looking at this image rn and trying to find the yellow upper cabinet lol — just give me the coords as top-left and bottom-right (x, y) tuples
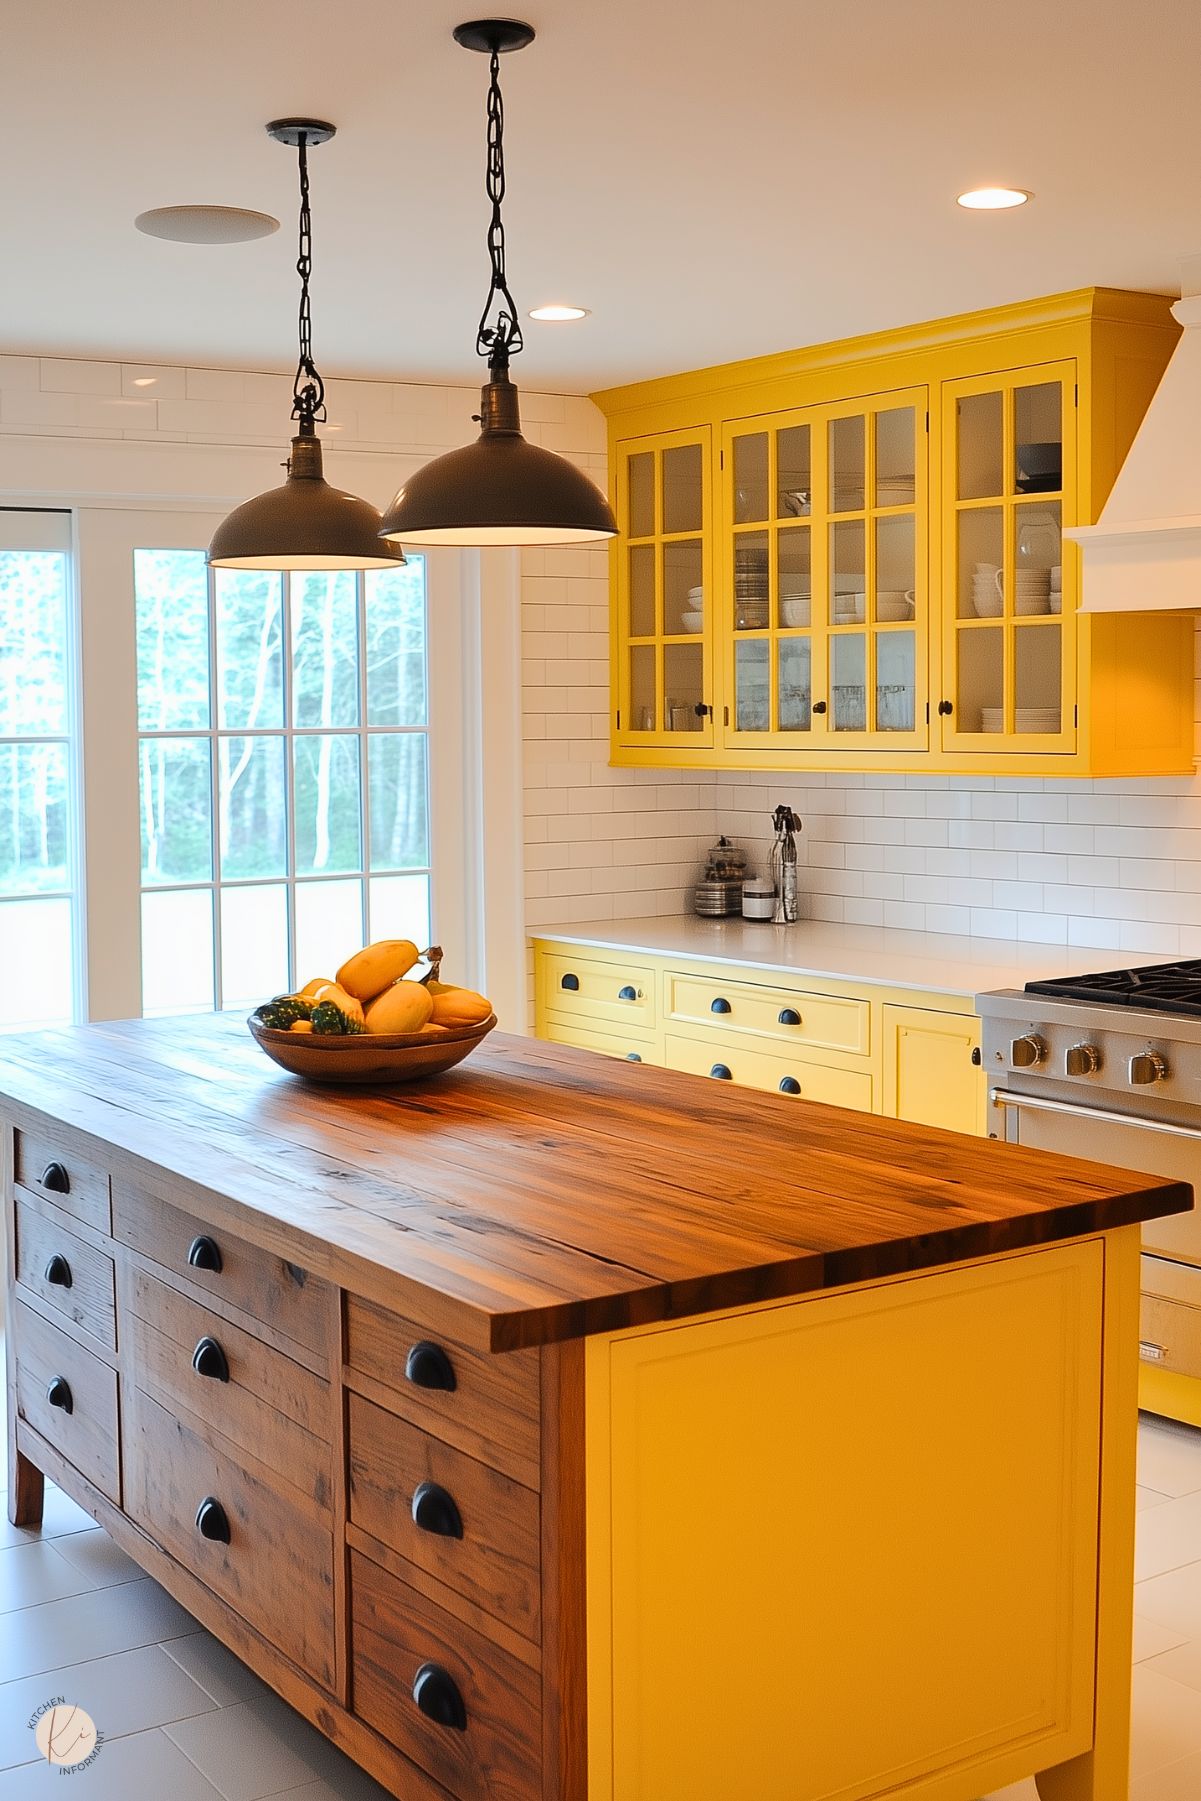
(598, 289), (1194, 777)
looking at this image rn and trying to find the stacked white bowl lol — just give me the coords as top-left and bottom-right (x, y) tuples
(972, 563), (1003, 618)
(681, 585), (704, 633)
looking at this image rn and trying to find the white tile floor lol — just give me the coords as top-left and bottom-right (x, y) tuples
(1, 1416), (1199, 1798)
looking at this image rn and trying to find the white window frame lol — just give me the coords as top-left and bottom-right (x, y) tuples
(67, 505), (473, 1022)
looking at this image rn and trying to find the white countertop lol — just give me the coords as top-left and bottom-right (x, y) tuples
(530, 916), (1163, 1000)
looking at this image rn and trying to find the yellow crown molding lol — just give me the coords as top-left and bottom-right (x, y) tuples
(591, 288), (1178, 418)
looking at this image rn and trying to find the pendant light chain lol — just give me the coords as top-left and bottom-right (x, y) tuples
(292, 132), (326, 429)
(475, 47), (524, 370)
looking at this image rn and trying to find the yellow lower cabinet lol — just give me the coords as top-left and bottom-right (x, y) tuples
(586, 1240), (1106, 1801)
(665, 971), (869, 1056)
(536, 948), (656, 1030)
(883, 1002), (985, 1136)
(664, 1032), (873, 1113)
(539, 1017), (661, 1066)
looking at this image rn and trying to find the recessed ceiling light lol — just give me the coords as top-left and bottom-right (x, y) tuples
(956, 187), (1032, 211)
(135, 205), (280, 244)
(529, 303), (590, 321)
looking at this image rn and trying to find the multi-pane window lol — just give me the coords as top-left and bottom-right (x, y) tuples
(0, 512), (75, 1030)
(134, 551), (430, 1013)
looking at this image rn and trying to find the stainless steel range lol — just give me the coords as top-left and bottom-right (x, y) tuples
(978, 961), (1201, 1397)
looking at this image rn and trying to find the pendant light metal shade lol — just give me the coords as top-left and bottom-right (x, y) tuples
(209, 433), (406, 569)
(208, 119), (403, 572)
(382, 21), (617, 550)
(379, 373), (615, 546)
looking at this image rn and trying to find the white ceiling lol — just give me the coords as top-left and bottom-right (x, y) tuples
(5, 0), (1201, 393)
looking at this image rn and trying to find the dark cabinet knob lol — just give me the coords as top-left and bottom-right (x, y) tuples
(187, 1235), (223, 1274)
(710, 1063), (732, 1080)
(937, 699), (954, 717)
(560, 972), (579, 991)
(625, 1052), (642, 1062)
(618, 985), (637, 1001)
(412, 1481), (464, 1539)
(778, 1076), (802, 1095)
(812, 700), (828, 714)
(40, 1161), (70, 1194)
(46, 1376), (73, 1414)
(777, 1008), (801, 1026)
(191, 1336), (230, 1383)
(405, 1340), (457, 1392)
(412, 1663), (467, 1732)
(710, 997), (731, 1015)
(44, 1254), (72, 1289)
(195, 1497), (231, 1544)
(971, 1046), (982, 1066)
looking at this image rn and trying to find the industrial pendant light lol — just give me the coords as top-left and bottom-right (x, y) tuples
(209, 120), (404, 571)
(378, 21), (617, 547)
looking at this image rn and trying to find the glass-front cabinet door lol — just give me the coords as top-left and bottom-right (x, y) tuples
(721, 390), (927, 753)
(941, 363), (1075, 752)
(614, 427), (714, 748)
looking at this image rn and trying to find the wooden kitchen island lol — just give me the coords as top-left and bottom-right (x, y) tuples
(1, 1015), (1191, 1801)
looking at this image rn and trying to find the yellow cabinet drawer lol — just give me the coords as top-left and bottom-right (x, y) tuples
(539, 950), (656, 1028)
(665, 972), (869, 1056)
(540, 1019), (661, 1066)
(664, 1034), (873, 1112)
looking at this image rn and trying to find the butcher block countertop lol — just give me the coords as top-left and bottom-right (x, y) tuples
(0, 1012), (1189, 1353)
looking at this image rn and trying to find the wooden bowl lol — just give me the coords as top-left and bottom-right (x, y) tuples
(247, 1013), (497, 1085)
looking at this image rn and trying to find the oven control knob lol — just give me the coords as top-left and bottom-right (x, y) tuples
(1010, 1034), (1047, 1069)
(1129, 1051), (1169, 1086)
(1065, 1043), (1101, 1077)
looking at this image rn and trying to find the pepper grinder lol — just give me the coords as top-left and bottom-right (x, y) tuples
(770, 805), (801, 924)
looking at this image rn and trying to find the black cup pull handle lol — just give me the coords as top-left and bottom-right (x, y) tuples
(560, 972), (579, 991)
(778, 1007), (801, 1026)
(710, 1063), (732, 1080)
(46, 1376), (74, 1414)
(187, 1235), (223, 1274)
(40, 1161), (70, 1194)
(779, 1076), (802, 1095)
(195, 1497), (231, 1544)
(710, 997), (731, 1015)
(412, 1663), (467, 1732)
(192, 1336), (230, 1383)
(44, 1254), (73, 1289)
(618, 985), (637, 1001)
(405, 1341), (457, 1392)
(412, 1481), (464, 1539)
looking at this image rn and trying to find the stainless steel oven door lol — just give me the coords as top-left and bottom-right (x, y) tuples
(991, 1088), (1201, 1268)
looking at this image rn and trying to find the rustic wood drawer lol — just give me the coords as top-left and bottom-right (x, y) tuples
(351, 1548), (541, 1801)
(14, 1197), (117, 1350)
(14, 1126), (111, 1233)
(540, 1018), (661, 1066)
(345, 1295), (540, 1490)
(664, 1034), (874, 1113)
(114, 1184), (329, 1358)
(539, 949), (656, 1029)
(128, 1388), (335, 1688)
(348, 1393), (540, 1641)
(14, 1301), (120, 1502)
(127, 1266), (332, 1510)
(665, 972), (870, 1055)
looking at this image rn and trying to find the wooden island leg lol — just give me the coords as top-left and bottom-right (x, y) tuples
(8, 1446), (44, 1529)
(1036, 1227), (1142, 1801)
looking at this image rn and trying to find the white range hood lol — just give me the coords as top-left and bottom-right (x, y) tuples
(1070, 292), (1201, 613)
